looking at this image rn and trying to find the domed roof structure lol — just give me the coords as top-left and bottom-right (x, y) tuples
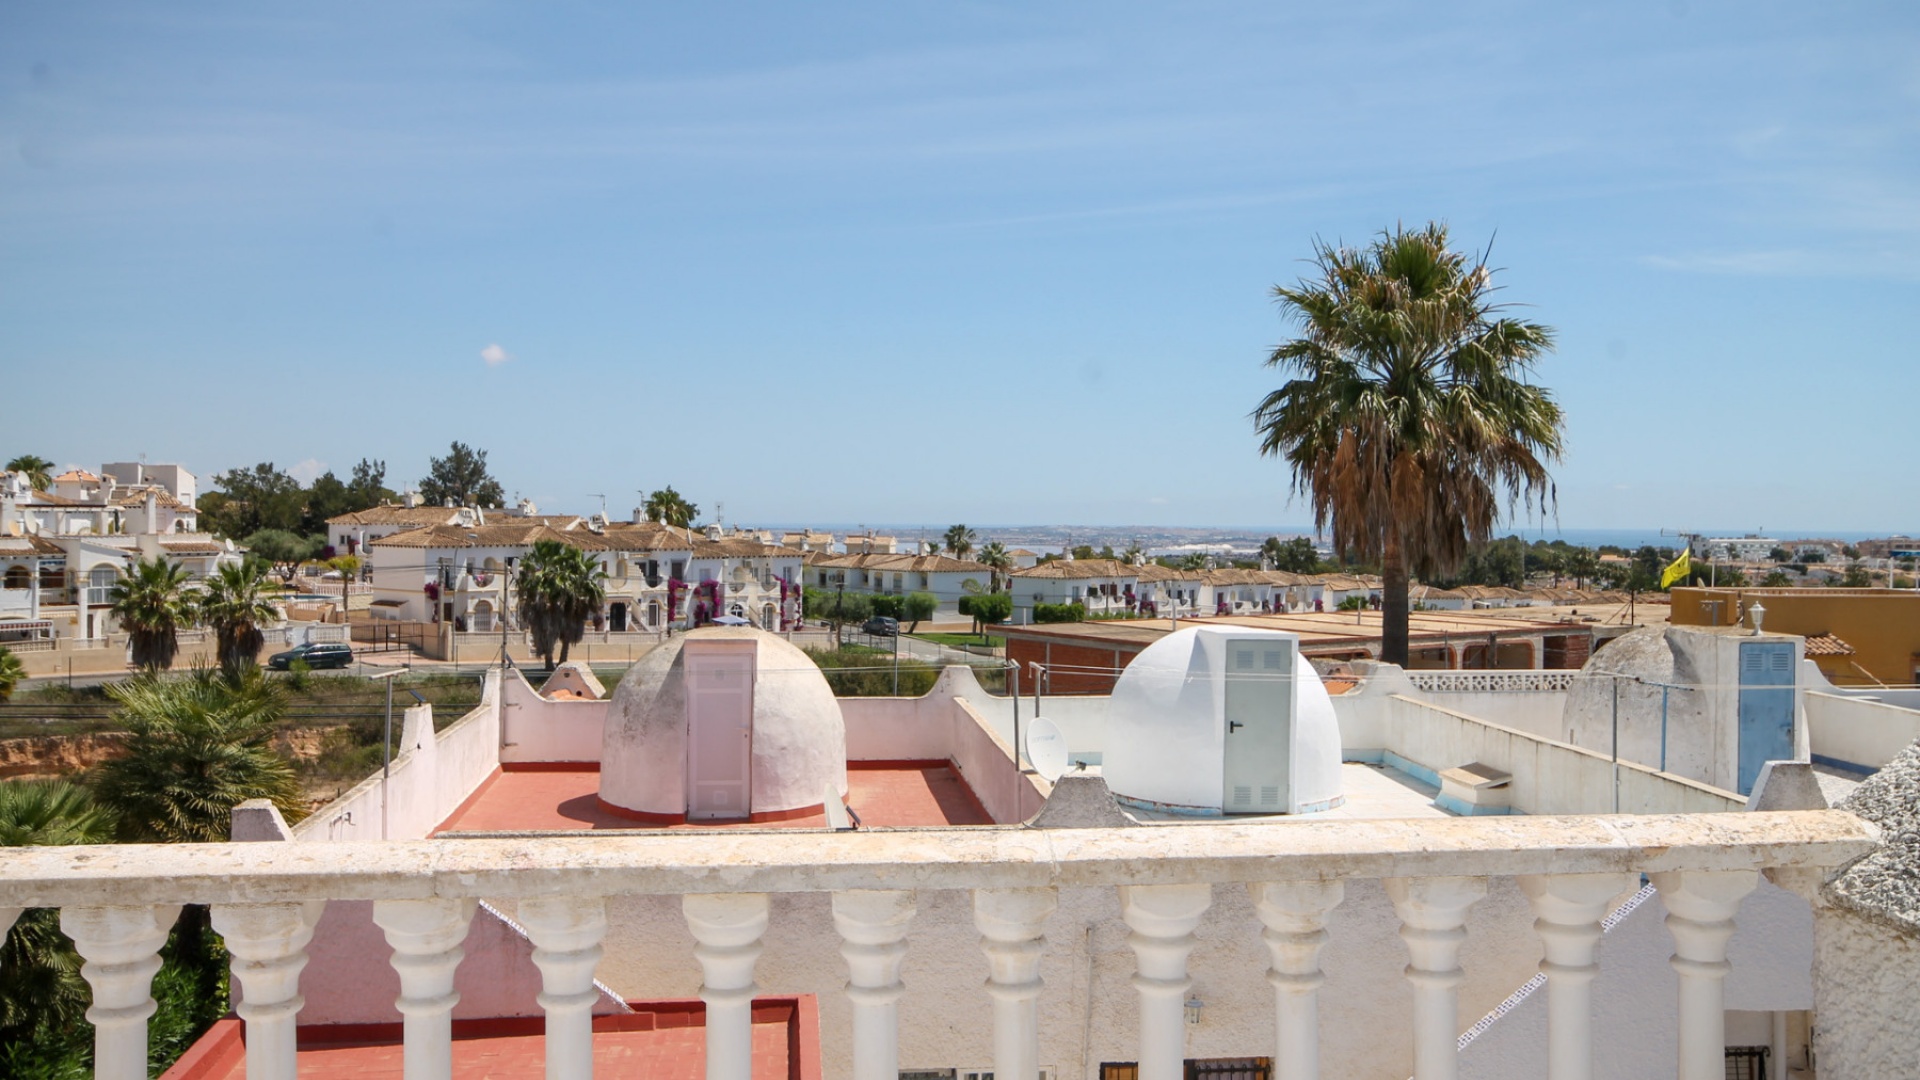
(599, 628), (847, 822)
(1102, 627), (1342, 815)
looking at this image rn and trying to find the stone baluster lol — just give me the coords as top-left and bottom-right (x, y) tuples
(1120, 884), (1213, 1080)
(973, 887), (1059, 1080)
(832, 890), (917, 1080)
(1250, 880), (1345, 1080)
(373, 897), (477, 1080)
(1518, 873), (1635, 1080)
(1651, 870), (1759, 1080)
(1385, 876), (1486, 1080)
(684, 893), (770, 1080)
(62, 904), (181, 1080)
(212, 901), (326, 1080)
(519, 895), (609, 1080)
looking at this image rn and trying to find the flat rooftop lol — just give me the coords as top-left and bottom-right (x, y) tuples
(1112, 762), (1453, 823)
(435, 762), (995, 833)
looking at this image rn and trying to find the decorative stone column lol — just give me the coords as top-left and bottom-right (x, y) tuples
(1518, 873), (1635, 1080)
(683, 893), (770, 1080)
(1385, 876), (1486, 1080)
(1250, 880), (1345, 1080)
(832, 890), (917, 1080)
(1120, 884), (1213, 1080)
(61, 904), (181, 1080)
(211, 901), (325, 1080)
(519, 895), (609, 1080)
(973, 887), (1059, 1080)
(1651, 869), (1759, 1080)
(372, 897), (477, 1080)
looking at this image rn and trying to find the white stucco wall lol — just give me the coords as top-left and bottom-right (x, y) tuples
(1460, 880), (1814, 1078)
(500, 667), (608, 763)
(1812, 907), (1920, 1079)
(293, 670), (501, 843)
(1805, 690), (1920, 775)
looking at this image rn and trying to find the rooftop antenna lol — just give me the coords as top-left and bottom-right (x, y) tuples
(587, 493), (607, 520)
(716, 501), (725, 529)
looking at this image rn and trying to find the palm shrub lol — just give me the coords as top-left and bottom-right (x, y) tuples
(1253, 222), (1562, 666)
(0, 781), (118, 1069)
(0, 646), (24, 703)
(92, 666), (307, 843)
(199, 558), (280, 674)
(107, 556), (198, 671)
(515, 540), (608, 670)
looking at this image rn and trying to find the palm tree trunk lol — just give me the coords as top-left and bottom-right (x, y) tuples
(1380, 532), (1411, 668)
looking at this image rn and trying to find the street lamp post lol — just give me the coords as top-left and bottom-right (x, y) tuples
(369, 668), (404, 840)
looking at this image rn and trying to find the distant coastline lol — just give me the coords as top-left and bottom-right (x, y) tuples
(751, 523), (1904, 551)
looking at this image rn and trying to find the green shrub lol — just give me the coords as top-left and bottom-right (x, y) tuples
(802, 647), (939, 697)
(869, 594), (904, 618)
(1034, 602), (1085, 623)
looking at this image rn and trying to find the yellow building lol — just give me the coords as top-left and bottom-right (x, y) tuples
(1670, 586), (1920, 686)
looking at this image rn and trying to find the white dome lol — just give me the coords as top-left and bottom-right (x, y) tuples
(1103, 627), (1342, 815)
(599, 628), (847, 821)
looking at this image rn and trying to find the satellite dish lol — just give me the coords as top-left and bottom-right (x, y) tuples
(1025, 716), (1069, 782)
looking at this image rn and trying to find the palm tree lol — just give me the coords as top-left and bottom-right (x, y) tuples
(199, 558), (280, 673)
(943, 524), (977, 560)
(5, 454), (54, 491)
(92, 666), (307, 843)
(976, 541), (1012, 592)
(108, 556), (198, 670)
(0, 647), (24, 703)
(1253, 223), (1562, 666)
(0, 781), (116, 1055)
(642, 486), (699, 528)
(515, 540), (609, 670)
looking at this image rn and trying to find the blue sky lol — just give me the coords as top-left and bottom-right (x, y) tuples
(2, 2), (1915, 535)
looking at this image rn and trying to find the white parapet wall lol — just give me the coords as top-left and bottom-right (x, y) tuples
(500, 666), (609, 763)
(294, 668), (503, 843)
(1805, 691), (1920, 776)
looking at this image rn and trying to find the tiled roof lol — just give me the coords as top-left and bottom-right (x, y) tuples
(111, 486), (187, 510)
(815, 553), (991, 574)
(1011, 559), (1137, 581)
(159, 539), (225, 555)
(597, 522), (697, 551)
(1803, 633), (1856, 657)
(0, 535), (64, 555)
(52, 470), (100, 483)
(369, 524), (620, 552)
(326, 505), (468, 528)
(1201, 568), (1274, 585)
(691, 536), (807, 559)
(1131, 563), (1198, 582)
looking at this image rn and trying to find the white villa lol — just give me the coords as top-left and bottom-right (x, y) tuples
(805, 551), (996, 616)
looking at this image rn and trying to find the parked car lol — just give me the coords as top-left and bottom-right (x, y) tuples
(863, 616), (899, 637)
(267, 642), (355, 671)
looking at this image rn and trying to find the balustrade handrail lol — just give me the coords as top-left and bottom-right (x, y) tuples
(0, 810), (1874, 909)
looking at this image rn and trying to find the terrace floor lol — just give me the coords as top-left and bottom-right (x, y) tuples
(434, 761), (996, 833)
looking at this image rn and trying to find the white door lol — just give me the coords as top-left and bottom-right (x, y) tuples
(686, 649), (753, 820)
(1223, 639), (1293, 813)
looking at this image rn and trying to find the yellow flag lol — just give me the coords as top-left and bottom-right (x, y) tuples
(1659, 547), (1691, 589)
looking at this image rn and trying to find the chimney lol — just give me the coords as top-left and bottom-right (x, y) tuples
(142, 490), (159, 535)
(403, 489), (421, 509)
(705, 524), (722, 542)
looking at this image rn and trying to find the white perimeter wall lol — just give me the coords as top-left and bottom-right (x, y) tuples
(293, 668), (503, 843)
(1806, 691), (1920, 776)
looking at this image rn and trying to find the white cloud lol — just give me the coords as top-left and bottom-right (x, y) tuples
(289, 458), (326, 485)
(480, 343), (512, 366)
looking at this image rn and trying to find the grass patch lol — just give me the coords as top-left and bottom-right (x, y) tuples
(908, 632), (1000, 649)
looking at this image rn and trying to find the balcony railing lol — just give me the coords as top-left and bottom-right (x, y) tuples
(0, 809), (1873, 1080)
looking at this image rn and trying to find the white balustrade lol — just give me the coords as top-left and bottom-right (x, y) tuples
(0, 812), (1877, 1080)
(1121, 883), (1213, 1080)
(974, 887), (1058, 1080)
(519, 895), (608, 1080)
(1251, 880), (1344, 1080)
(373, 897), (477, 1080)
(1406, 670), (1578, 693)
(1518, 873), (1636, 1080)
(1386, 876), (1487, 1080)
(1651, 869), (1761, 1080)
(211, 901), (325, 1080)
(62, 904), (181, 1080)
(684, 893), (769, 1080)
(832, 889), (917, 1080)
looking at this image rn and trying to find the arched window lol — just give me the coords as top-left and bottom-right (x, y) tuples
(89, 566), (119, 588)
(2, 566), (28, 590)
